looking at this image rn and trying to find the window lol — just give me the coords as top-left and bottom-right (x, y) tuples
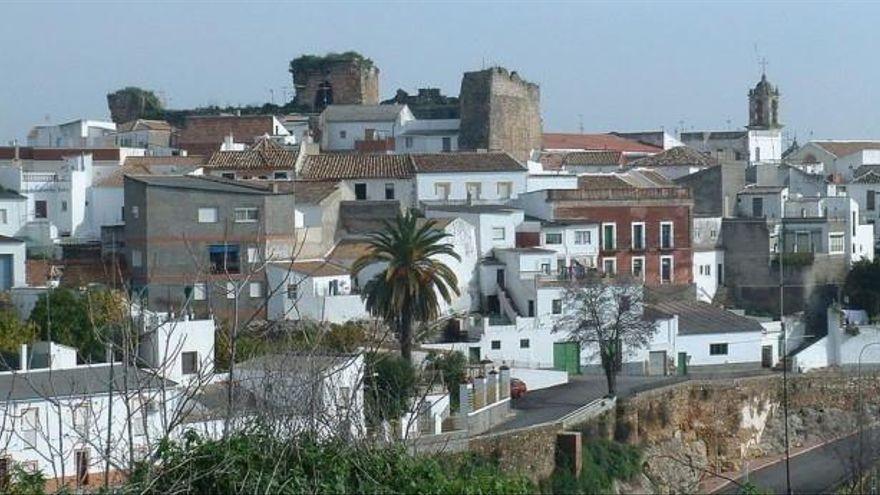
(829, 233), (845, 254)
(234, 207), (259, 223)
(434, 182), (451, 200)
(794, 231), (812, 253)
(61, 200), (67, 212)
(868, 191), (876, 211)
(520, 339), (530, 349)
(442, 137), (452, 152)
(755, 147), (761, 162)
(405, 136), (413, 148)
(552, 299), (562, 314)
(21, 408), (38, 446)
(273, 172), (289, 180)
(73, 404), (90, 433)
(247, 247), (259, 263)
(209, 244), (240, 274)
(384, 183), (395, 200)
(528, 300), (535, 317)
(226, 281), (236, 299)
(574, 230), (591, 245)
(354, 183), (367, 200)
(491, 340), (501, 350)
(130, 205), (139, 219)
(249, 282), (263, 298)
(130, 249), (143, 268)
(497, 182), (512, 200)
(339, 130), (347, 139)
(544, 232), (563, 245)
(631, 257), (645, 280)
(198, 207), (218, 223)
(660, 222), (674, 249)
(602, 223), (616, 250)
(660, 256), (673, 283)
(221, 172), (235, 180)
(492, 227), (506, 241)
(193, 283), (207, 301)
(181, 351), (198, 375)
(287, 284), (298, 300)
(705, 264), (711, 276)
(752, 197), (764, 218)
(602, 257), (617, 276)
(632, 222), (645, 250)
(34, 200), (47, 219)
(709, 343), (729, 356)
(466, 182), (481, 201)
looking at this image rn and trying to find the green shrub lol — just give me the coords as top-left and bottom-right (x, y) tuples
(128, 431), (532, 494)
(365, 353), (417, 423)
(548, 439), (642, 494)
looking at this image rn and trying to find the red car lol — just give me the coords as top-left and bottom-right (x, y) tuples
(510, 378), (527, 399)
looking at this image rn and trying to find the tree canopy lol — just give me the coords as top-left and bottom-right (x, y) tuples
(845, 259), (880, 318)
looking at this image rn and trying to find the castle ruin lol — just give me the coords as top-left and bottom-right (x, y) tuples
(458, 67), (542, 162)
(289, 52), (379, 112)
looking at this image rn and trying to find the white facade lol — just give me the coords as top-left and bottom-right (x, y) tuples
(693, 249), (723, 303)
(425, 206), (522, 257)
(27, 119), (116, 148)
(748, 129), (783, 163)
(538, 222), (600, 269)
(321, 106), (415, 151)
(0, 239), (27, 289)
(342, 178), (415, 207)
(395, 119), (459, 153)
(416, 171), (528, 204)
(266, 262), (365, 323)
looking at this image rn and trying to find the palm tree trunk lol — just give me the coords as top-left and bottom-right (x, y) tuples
(399, 311), (413, 363)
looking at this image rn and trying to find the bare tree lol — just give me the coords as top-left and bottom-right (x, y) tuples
(552, 276), (655, 395)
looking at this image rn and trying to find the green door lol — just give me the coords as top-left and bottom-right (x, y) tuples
(553, 342), (581, 374)
(677, 352), (688, 375)
(469, 347), (481, 364)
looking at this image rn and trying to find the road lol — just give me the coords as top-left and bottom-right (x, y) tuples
(489, 369), (773, 433)
(716, 428), (880, 494)
(489, 373), (685, 432)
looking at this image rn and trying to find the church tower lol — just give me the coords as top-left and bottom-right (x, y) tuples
(747, 72), (782, 130)
(746, 71), (783, 163)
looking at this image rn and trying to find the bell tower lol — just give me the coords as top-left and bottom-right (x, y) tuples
(748, 67), (781, 130)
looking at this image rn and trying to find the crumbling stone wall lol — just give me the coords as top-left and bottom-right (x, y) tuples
(458, 67), (541, 162)
(290, 54), (379, 112)
(605, 373), (880, 493)
(469, 423), (560, 482)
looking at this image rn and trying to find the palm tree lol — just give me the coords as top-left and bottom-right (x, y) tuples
(353, 211), (461, 363)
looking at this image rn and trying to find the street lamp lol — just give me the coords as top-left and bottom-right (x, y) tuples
(857, 341), (880, 490)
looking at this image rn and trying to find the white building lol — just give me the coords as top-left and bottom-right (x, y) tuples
(27, 119), (116, 149)
(266, 260), (365, 323)
(792, 305), (880, 372)
(112, 119), (174, 154)
(787, 141), (880, 182)
(395, 119), (458, 153)
(320, 104), (415, 152)
(412, 152), (528, 204)
(693, 216), (724, 302)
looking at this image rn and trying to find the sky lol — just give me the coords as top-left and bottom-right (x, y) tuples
(2, 1), (880, 145)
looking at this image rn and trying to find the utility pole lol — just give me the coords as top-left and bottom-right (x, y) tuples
(780, 228), (792, 495)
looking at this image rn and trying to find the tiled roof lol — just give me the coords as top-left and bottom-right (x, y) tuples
(564, 151), (624, 166)
(537, 152), (566, 171)
(328, 239), (375, 266)
(205, 137), (298, 170)
(98, 156), (206, 188)
(321, 104), (405, 123)
(623, 169), (674, 187)
(627, 146), (718, 168)
(117, 119), (172, 132)
(577, 174), (636, 190)
(542, 133), (662, 153)
(853, 171), (880, 184)
(812, 141), (880, 158)
(289, 260), (350, 277)
(411, 152), (525, 173)
(272, 180), (339, 204)
(0, 366), (173, 401)
(300, 154), (415, 180)
(123, 155), (207, 168)
(648, 300), (764, 335)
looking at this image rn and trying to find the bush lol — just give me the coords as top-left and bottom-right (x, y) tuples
(548, 439), (642, 494)
(128, 431), (533, 494)
(365, 353), (417, 423)
(425, 350), (467, 410)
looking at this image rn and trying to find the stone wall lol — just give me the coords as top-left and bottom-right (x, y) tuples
(459, 67), (541, 162)
(469, 423), (560, 482)
(290, 56), (379, 112)
(598, 372), (880, 493)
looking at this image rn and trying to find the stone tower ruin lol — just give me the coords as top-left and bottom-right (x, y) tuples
(289, 52), (379, 113)
(458, 67), (542, 162)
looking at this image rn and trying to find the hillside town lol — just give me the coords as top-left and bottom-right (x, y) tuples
(3, 48), (880, 493)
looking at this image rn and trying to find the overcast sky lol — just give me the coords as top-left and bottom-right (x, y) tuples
(2, 1), (879, 145)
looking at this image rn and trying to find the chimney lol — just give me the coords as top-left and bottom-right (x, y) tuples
(271, 182), (279, 193)
(13, 139), (19, 161)
(223, 133), (234, 150)
(19, 344), (27, 371)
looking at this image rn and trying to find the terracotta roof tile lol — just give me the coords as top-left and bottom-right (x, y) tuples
(289, 260), (350, 277)
(562, 151), (624, 166)
(300, 154), (415, 180)
(813, 141), (880, 158)
(177, 115), (278, 154)
(627, 146), (718, 168)
(410, 152), (525, 173)
(205, 137), (298, 170)
(542, 133), (662, 153)
(96, 157), (205, 188)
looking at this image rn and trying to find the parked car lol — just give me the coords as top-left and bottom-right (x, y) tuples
(510, 378), (527, 399)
